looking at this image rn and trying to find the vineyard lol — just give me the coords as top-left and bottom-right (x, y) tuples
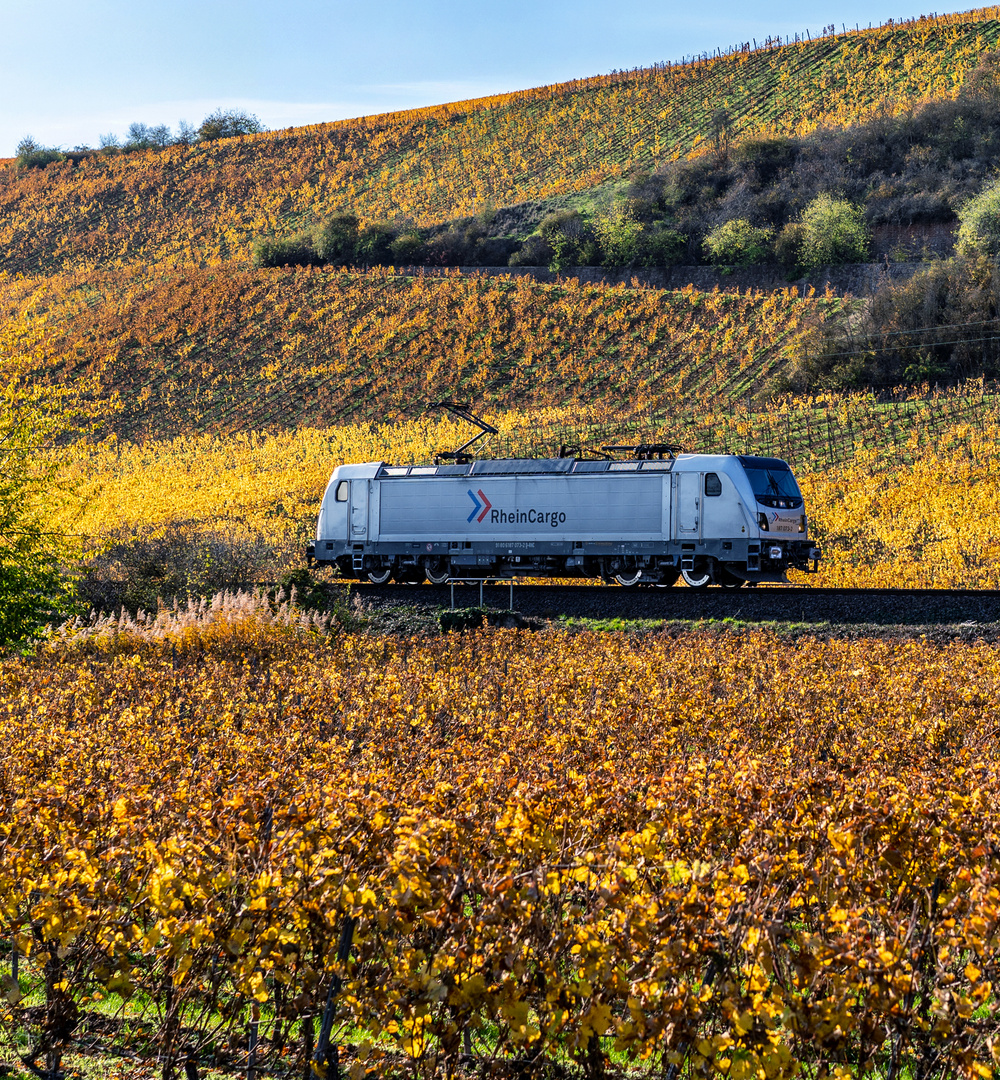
(7, 13), (1000, 1078)
(42, 378), (1000, 593)
(0, 265), (840, 441)
(3, 10), (1000, 276)
(1, 620), (998, 1079)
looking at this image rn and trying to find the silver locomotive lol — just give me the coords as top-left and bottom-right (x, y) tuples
(308, 445), (820, 588)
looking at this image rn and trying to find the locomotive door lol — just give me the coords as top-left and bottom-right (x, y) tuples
(350, 481), (369, 539)
(675, 472), (701, 537)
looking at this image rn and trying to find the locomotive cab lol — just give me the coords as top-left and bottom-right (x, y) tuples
(737, 455), (820, 578)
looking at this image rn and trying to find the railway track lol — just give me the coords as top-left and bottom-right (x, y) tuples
(336, 581), (1000, 629)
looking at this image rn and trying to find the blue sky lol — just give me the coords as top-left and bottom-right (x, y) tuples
(2, 0), (928, 157)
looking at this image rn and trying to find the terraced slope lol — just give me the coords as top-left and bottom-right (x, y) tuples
(3, 9), (1000, 275)
(2, 265), (838, 441)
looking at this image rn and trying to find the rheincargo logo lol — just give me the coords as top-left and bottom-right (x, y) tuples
(468, 488), (566, 528)
(491, 508), (567, 528)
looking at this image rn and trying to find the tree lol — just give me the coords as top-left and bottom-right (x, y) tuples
(956, 177), (1000, 258)
(703, 219), (774, 269)
(539, 211), (596, 271)
(15, 136), (63, 170)
(594, 200), (644, 267)
(797, 194), (870, 270)
(0, 334), (87, 651)
(197, 109), (265, 142)
(174, 120), (197, 147)
(316, 212), (359, 264)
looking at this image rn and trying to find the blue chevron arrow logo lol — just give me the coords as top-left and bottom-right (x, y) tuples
(467, 489), (482, 522)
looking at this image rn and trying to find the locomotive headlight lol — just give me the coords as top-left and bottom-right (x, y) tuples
(799, 514), (807, 533)
(757, 512), (769, 531)
(769, 545), (783, 560)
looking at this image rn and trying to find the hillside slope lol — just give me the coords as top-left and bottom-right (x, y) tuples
(2, 266), (837, 441)
(3, 9), (1000, 276)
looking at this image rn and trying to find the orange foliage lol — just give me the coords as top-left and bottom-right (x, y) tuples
(0, 264), (837, 440)
(1, 625), (999, 1076)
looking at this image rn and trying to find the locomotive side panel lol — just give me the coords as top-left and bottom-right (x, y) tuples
(377, 474), (665, 543)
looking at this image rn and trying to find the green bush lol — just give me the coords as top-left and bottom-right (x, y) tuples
(390, 231), (425, 264)
(539, 211), (596, 271)
(1, 370), (84, 651)
(703, 219), (774, 269)
(956, 177), (1000, 258)
(638, 224), (687, 266)
(316, 212), (359, 264)
(252, 232), (320, 268)
(594, 200), (644, 267)
(775, 222), (806, 272)
(355, 222), (396, 264)
(508, 234), (551, 267)
(797, 194), (871, 270)
(197, 109), (265, 142)
(15, 136), (64, 170)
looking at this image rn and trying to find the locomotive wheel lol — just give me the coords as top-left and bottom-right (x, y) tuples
(681, 563), (713, 589)
(718, 568), (746, 589)
(654, 568), (680, 588)
(425, 559), (451, 585)
(367, 561), (394, 585)
(613, 560), (643, 588)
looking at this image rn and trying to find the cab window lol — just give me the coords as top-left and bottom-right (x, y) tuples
(704, 473), (722, 496)
(335, 480), (350, 502)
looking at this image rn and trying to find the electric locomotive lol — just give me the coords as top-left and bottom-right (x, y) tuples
(307, 442), (820, 588)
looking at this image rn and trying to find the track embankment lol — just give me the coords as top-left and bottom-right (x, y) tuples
(340, 583), (1000, 639)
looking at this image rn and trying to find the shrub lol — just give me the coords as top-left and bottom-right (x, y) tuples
(15, 136), (63, 170)
(639, 224), (687, 266)
(703, 219), (774, 269)
(197, 109), (265, 142)
(424, 223), (474, 265)
(775, 222), (806, 272)
(797, 194), (870, 270)
(316, 212), (359, 264)
(252, 232), (320, 268)
(389, 231), (425, 264)
(787, 255), (1000, 390)
(77, 524), (278, 613)
(539, 211), (596, 270)
(594, 200), (644, 267)
(509, 234), (552, 267)
(956, 177), (1000, 258)
(355, 222), (396, 264)
(1, 357), (84, 651)
(731, 137), (797, 183)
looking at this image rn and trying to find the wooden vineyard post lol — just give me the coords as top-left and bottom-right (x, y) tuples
(312, 916), (357, 1080)
(247, 1002), (260, 1080)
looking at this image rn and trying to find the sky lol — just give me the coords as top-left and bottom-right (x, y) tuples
(1, 0), (929, 157)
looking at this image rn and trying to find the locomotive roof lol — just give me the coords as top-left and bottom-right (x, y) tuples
(374, 454), (740, 478)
